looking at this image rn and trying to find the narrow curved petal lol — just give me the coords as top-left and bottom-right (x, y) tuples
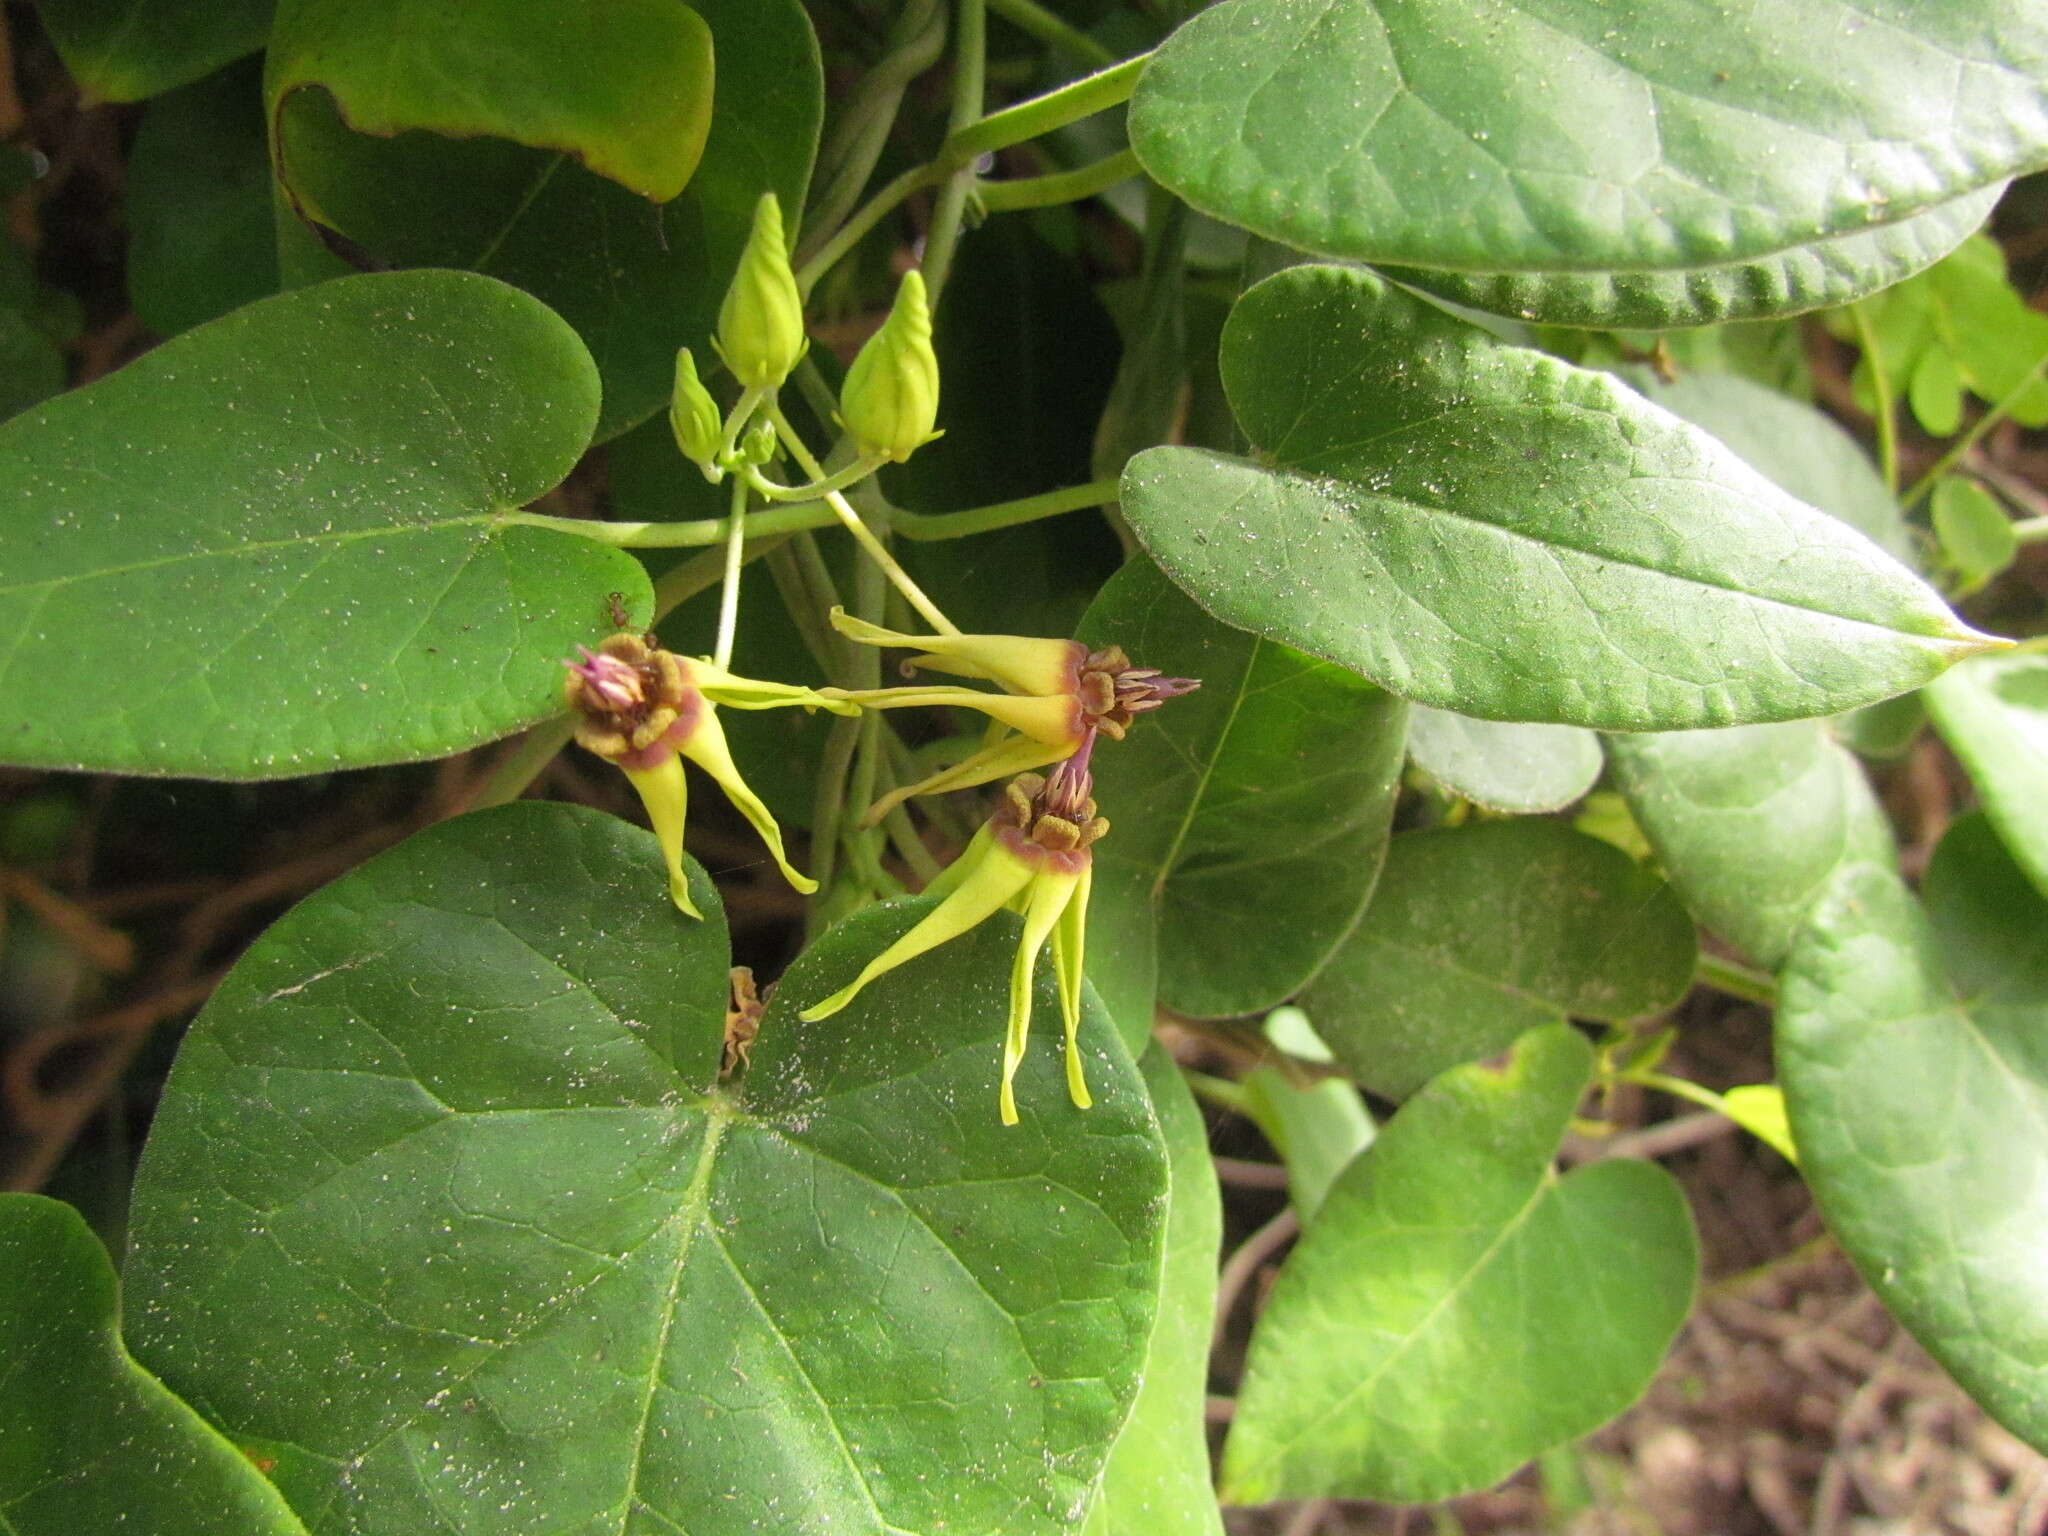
(678, 707), (818, 894)
(829, 685), (1080, 748)
(859, 733), (1073, 828)
(1001, 870), (1081, 1126)
(620, 756), (700, 918)
(1052, 861), (1094, 1110)
(829, 609), (1082, 696)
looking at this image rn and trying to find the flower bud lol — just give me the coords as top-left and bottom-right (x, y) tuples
(839, 269), (942, 464)
(716, 192), (806, 389)
(738, 417), (779, 468)
(669, 347), (724, 481)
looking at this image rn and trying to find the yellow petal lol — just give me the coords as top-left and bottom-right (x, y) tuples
(800, 838), (1037, 1023)
(689, 658), (860, 716)
(859, 733), (1072, 828)
(620, 756), (701, 918)
(828, 609), (1081, 696)
(1052, 860), (1093, 1111)
(829, 684), (1079, 748)
(1000, 870), (1080, 1126)
(677, 706), (818, 894)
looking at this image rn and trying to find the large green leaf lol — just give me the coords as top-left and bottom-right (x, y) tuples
(1221, 1025), (1697, 1504)
(270, 0), (820, 437)
(1129, 0), (2048, 306)
(125, 802), (1169, 1532)
(1779, 816), (2048, 1449)
(0, 270), (643, 779)
(1607, 721), (1896, 968)
(270, 0), (714, 206)
(1927, 653), (2048, 900)
(1078, 557), (1408, 1026)
(1121, 265), (1988, 730)
(1405, 706), (1602, 814)
(127, 59), (281, 336)
(36, 0), (273, 101)
(0, 1193), (310, 1536)
(1381, 184), (2003, 330)
(1304, 821), (1697, 1101)
(1083, 1049), (1224, 1536)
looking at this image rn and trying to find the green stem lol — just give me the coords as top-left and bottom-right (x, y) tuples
(503, 503), (836, 548)
(1622, 1069), (1731, 1119)
(920, 0), (988, 303)
(803, 0), (948, 254)
(891, 476), (1118, 539)
(975, 146), (1142, 211)
(936, 50), (1149, 166)
(716, 384), (771, 467)
(1847, 301), (1899, 494)
(795, 161), (944, 297)
(743, 454), (885, 503)
(986, 0), (1115, 66)
(1902, 348), (2048, 509)
(768, 402), (959, 634)
(1183, 1069), (1247, 1115)
(712, 476), (749, 670)
(1696, 951), (1778, 1008)
(2014, 516), (2048, 545)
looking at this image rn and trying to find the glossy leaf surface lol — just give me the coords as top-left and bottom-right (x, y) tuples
(1079, 557), (1408, 1027)
(37, 0), (272, 100)
(1304, 821), (1696, 1101)
(1130, 0), (2047, 281)
(0, 270), (643, 778)
(1121, 265), (1985, 730)
(1405, 706), (1602, 814)
(125, 802), (1169, 1533)
(1927, 653), (2048, 898)
(1380, 185), (2002, 329)
(0, 1193), (310, 1536)
(1083, 1050), (1225, 1536)
(1779, 817), (2048, 1448)
(271, 0), (820, 435)
(1222, 1025), (1697, 1503)
(1607, 721), (1897, 968)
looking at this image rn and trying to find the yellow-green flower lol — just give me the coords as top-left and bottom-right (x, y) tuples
(821, 609), (1198, 822)
(715, 192), (806, 389)
(801, 758), (1108, 1124)
(839, 269), (942, 464)
(563, 633), (855, 916)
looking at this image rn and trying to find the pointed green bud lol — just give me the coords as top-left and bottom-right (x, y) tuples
(715, 192), (806, 388)
(668, 348), (723, 481)
(839, 269), (942, 464)
(737, 417), (779, 468)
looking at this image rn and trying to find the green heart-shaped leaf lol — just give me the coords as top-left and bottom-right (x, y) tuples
(124, 802), (1169, 1532)
(1303, 820), (1696, 1101)
(36, 0), (272, 101)
(1121, 264), (1991, 729)
(1078, 557), (1408, 1030)
(271, 0), (821, 436)
(1130, 0), (2048, 325)
(1083, 1049), (1225, 1536)
(1222, 1024), (1697, 1503)
(1779, 816), (2048, 1449)
(1608, 721), (1898, 968)
(1405, 706), (1601, 814)
(0, 1194), (310, 1535)
(1927, 653), (2048, 899)
(1381, 184), (2004, 330)
(0, 269), (644, 779)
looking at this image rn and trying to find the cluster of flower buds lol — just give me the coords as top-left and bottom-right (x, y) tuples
(802, 740), (1110, 1124)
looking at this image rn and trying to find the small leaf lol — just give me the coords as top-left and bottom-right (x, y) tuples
(1239, 1008), (1375, 1221)
(270, 0), (715, 207)
(1221, 1024), (1697, 1504)
(36, 0), (272, 101)
(1931, 477), (2019, 589)
(1130, 0), (2045, 303)
(1384, 185), (2003, 330)
(1607, 721), (1896, 968)
(1083, 1049), (1226, 1536)
(269, 0), (821, 435)
(1406, 706), (1602, 814)
(1078, 557), (1408, 1027)
(1304, 820), (1697, 1101)
(125, 802), (1170, 1533)
(0, 270), (642, 778)
(1121, 265), (1990, 730)
(0, 1193), (310, 1535)
(1779, 817), (2048, 1449)
(1926, 652), (2048, 898)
